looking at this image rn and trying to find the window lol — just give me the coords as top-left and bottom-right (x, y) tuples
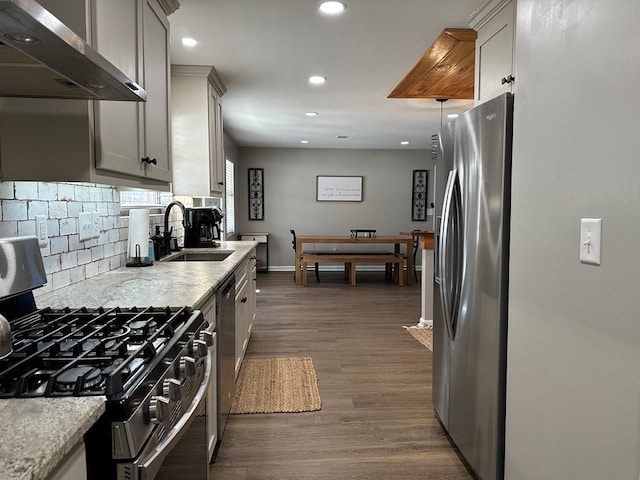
(119, 189), (173, 215)
(225, 157), (235, 236)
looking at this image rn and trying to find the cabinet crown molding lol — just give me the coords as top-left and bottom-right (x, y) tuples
(171, 64), (227, 96)
(467, 0), (512, 30)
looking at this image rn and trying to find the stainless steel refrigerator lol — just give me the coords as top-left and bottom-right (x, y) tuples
(433, 93), (514, 480)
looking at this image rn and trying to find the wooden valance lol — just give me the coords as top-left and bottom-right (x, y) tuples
(388, 28), (477, 100)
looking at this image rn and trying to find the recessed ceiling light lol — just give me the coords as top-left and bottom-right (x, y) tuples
(400, 141), (410, 145)
(448, 113), (460, 119)
(300, 140), (310, 144)
(319, 1), (347, 15)
(305, 112), (319, 117)
(181, 37), (198, 47)
(308, 75), (326, 85)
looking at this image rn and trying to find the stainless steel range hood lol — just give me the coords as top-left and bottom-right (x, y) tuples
(0, 0), (146, 101)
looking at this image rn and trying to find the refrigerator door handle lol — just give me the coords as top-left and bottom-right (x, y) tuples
(439, 169), (457, 339)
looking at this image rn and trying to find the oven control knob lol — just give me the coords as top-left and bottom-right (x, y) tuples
(163, 378), (182, 401)
(180, 356), (197, 377)
(199, 330), (214, 346)
(149, 396), (170, 424)
(194, 339), (209, 358)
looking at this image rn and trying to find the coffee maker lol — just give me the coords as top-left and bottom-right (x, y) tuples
(184, 207), (224, 247)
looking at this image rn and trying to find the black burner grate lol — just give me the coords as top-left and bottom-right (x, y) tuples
(0, 306), (201, 399)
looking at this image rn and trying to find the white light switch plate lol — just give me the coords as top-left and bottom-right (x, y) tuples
(35, 215), (48, 247)
(580, 218), (601, 265)
(79, 212), (93, 241)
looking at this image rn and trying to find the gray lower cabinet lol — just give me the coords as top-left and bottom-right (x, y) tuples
(234, 250), (256, 378)
(47, 442), (87, 480)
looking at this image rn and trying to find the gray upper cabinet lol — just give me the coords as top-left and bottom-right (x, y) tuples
(468, 0), (516, 105)
(94, 0), (172, 183)
(171, 65), (227, 197)
(0, 0), (178, 189)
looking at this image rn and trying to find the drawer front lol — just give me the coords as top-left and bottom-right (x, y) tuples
(241, 234), (267, 243)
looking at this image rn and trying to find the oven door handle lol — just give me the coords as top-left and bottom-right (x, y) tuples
(120, 354), (211, 480)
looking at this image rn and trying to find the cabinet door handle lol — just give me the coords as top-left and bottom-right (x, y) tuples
(241, 297), (248, 303)
(141, 156), (157, 165)
(217, 181), (224, 186)
(501, 74), (515, 85)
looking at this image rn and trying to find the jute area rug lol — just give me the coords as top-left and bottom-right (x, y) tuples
(404, 325), (433, 351)
(231, 357), (322, 414)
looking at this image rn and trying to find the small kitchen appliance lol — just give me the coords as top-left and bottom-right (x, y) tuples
(0, 236), (213, 480)
(184, 207), (224, 248)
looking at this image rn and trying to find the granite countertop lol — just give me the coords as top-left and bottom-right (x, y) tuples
(36, 240), (257, 310)
(0, 397), (105, 480)
(1, 240), (256, 479)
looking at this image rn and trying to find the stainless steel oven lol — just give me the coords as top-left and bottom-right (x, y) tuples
(0, 237), (214, 480)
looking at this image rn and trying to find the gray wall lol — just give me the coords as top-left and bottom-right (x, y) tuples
(505, 0), (640, 479)
(235, 147), (433, 269)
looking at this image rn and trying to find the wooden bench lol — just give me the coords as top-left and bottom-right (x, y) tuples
(302, 253), (405, 286)
(302, 250), (399, 280)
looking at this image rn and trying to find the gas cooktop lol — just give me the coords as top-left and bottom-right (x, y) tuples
(0, 305), (205, 399)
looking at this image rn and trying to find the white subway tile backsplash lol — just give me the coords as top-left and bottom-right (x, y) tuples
(66, 201), (83, 218)
(43, 255), (61, 274)
(97, 258), (110, 274)
(50, 236), (69, 255)
(108, 229), (119, 244)
(74, 185), (91, 202)
(109, 256), (121, 271)
(27, 201), (48, 218)
(0, 223), (17, 237)
(77, 249), (92, 265)
(17, 220), (36, 237)
(49, 201), (68, 219)
(58, 184), (75, 201)
(3, 201), (28, 221)
(103, 242), (115, 258)
(38, 182), (58, 201)
(85, 260), (99, 279)
(52, 269), (71, 290)
(0, 183), (14, 199)
(90, 244), (104, 261)
(61, 251), (78, 270)
(0, 181), (186, 298)
(69, 266), (85, 285)
(90, 188), (102, 203)
(14, 182), (38, 200)
(68, 234), (83, 252)
(60, 218), (77, 236)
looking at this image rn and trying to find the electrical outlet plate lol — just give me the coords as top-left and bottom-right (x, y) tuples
(91, 212), (101, 238)
(580, 218), (601, 265)
(35, 215), (48, 247)
(79, 212), (93, 241)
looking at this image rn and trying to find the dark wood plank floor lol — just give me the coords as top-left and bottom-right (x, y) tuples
(210, 271), (474, 480)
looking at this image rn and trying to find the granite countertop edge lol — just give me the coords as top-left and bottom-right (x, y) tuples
(0, 397), (105, 480)
(2, 241), (257, 479)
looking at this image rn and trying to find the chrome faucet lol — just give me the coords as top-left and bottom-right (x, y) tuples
(163, 201), (190, 249)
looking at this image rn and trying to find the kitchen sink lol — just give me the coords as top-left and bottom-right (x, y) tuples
(166, 251), (233, 262)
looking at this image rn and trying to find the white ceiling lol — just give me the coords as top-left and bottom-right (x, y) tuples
(169, 0), (480, 150)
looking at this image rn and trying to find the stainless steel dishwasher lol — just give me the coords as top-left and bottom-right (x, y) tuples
(216, 274), (235, 443)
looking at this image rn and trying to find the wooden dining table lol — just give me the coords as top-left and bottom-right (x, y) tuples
(294, 234), (414, 285)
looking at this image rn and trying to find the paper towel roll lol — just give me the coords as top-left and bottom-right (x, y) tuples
(127, 209), (150, 259)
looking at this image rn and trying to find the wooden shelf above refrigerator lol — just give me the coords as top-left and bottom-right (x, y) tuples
(388, 28), (477, 100)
